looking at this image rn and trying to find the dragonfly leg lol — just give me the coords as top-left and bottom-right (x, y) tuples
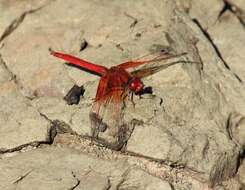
(129, 92), (135, 108)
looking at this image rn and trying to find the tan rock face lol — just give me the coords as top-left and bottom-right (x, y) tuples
(0, 80), (50, 151)
(208, 11), (245, 82)
(0, 147), (173, 190)
(0, 0), (244, 190)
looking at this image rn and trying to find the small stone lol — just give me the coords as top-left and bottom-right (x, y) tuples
(64, 85), (85, 105)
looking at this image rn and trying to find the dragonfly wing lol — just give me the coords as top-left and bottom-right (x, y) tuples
(89, 75), (110, 136)
(89, 69), (129, 144)
(88, 67), (135, 149)
(118, 52), (186, 69)
(90, 89), (127, 141)
(130, 60), (184, 79)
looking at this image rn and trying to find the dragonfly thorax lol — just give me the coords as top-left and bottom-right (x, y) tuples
(128, 77), (144, 94)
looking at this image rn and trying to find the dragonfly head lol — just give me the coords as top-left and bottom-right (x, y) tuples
(128, 77), (144, 94)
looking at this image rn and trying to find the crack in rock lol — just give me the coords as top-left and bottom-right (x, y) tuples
(68, 171), (80, 190)
(0, 111), (60, 154)
(192, 18), (243, 83)
(0, 54), (35, 100)
(0, 6), (45, 43)
(0, 54), (28, 96)
(220, 0), (245, 27)
(38, 111), (78, 144)
(13, 170), (32, 184)
(115, 168), (130, 190)
(0, 54), (15, 80)
(105, 178), (111, 190)
(0, 141), (45, 154)
(53, 133), (208, 188)
(124, 12), (139, 28)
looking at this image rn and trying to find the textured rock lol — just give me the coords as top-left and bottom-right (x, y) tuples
(126, 0), (245, 186)
(238, 162), (245, 186)
(0, 0), (78, 98)
(0, 80), (50, 152)
(208, 11), (245, 82)
(226, 112), (245, 148)
(226, 0), (245, 13)
(127, 124), (171, 159)
(0, 55), (12, 83)
(176, 0), (224, 28)
(0, 0), (244, 189)
(0, 0), (49, 41)
(31, 96), (91, 135)
(0, 147), (172, 190)
(117, 168), (172, 190)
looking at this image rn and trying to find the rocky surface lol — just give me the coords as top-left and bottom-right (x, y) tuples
(0, 146), (173, 190)
(0, 0), (244, 189)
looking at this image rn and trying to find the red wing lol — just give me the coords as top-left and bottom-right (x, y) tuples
(90, 71), (128, 140)
(92, 88), (125, 118)
(130, 60), (184, 79)
(90, 88), (127, 139)
(118, 52), (187, 69)
(92, 75), (124, 118)
(50, 50), (108, 76)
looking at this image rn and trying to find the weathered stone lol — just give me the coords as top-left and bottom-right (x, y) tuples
(31, 97), (91, 135)
(0, 0), (49, 42)
(117, 168), (172, 190)
(0, 81), (50, 152)
(176, 0), (224, 29)
(238, 162), (245, 186)
(208, 11), (245, 82)
(0, 0), (244, 189)
(0, 147), (172, 190)
(227, 112), (245, 148)
(0, 55), (12, 83)
(226, 0), (245, 13)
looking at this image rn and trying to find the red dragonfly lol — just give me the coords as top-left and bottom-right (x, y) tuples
(50, 49), (186, 149)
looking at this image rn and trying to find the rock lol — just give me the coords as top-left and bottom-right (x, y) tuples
(226, 0), (245, 13)
(0, 0), (80, 98)
(126, 0), (244, 186)
(0, 146), (172, 190)
(238, 161), (245, 186)
(0, 0), (244, 189)
(0, 80), (50, 152)
(127, 124), (171, 159)
(0, 55), (12, 83)
(63, 85), (85, 105)
(31, 97), (91, 136)
(227, 112), (245, 148)
(208, 11), (245, 82)
(117, 168), (172, 190)
(0, 0), (49, 42)
(178, 0), (224, 28)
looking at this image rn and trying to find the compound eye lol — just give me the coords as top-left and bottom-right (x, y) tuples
(129, 78), (143, 93)
(129, 81), (135, 90)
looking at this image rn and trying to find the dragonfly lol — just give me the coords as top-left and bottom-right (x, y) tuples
(50, 49), (187, 149)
